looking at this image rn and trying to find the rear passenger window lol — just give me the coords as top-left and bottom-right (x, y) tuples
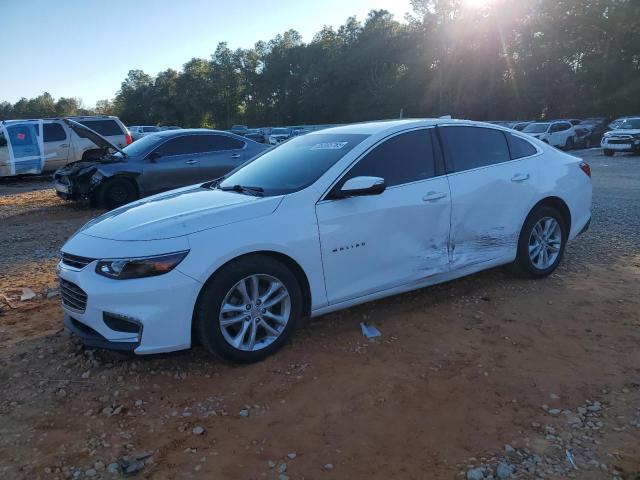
(197, 134), (245, 151)
(43, 123), (67, 142)
(79, 120), (124, 137)
(440, 126), (510, 172)
(508, 134), (537, 159)
(154, 135), (204, 156)
(343, 129), (436, 187)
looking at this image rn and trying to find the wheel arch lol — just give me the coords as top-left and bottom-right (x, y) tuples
(526, 196), (572, 234)
(190, 250), (313, 342)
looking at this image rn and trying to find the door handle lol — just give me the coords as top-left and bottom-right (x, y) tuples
(59, 144), (69, 148)
(231, 153), (241, 159)
(185, 159), (199, 165)
(422, 191), (447, 202)
(511, 173), (530, 182)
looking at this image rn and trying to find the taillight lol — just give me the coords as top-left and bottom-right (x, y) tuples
(579, 162), (591, 178)
(125, 131), (133, 145)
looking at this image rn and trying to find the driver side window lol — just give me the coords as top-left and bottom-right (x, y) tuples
(342, 129), (436, 187)
(153, 135), (199, 158)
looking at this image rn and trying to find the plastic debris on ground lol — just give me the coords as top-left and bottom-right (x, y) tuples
(360, 322), (381, 339)
(20, 287), (36, 301)
(565, 449), (578, 470)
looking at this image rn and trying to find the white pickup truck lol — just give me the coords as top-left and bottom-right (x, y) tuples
(0, 116), (131, 177)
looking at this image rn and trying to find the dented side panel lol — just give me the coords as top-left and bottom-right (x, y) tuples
(316, 176), (451, 305)
(447, 157), (540, 269)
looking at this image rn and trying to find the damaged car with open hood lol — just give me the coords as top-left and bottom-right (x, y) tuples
(53, 119), (269, 209)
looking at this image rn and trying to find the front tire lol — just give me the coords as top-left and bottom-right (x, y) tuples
(603, 149), (615, 157)
(510, 205), (568, 278)
(194, 255), (303, 363)
(96, 177), (138, 209)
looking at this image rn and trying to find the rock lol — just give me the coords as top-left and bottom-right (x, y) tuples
(287, 452), (297, 460)
(135, 400), (143, 407)
(324, 463), (334, 471)
(548, 408), (562, 415)
(467, 467), (484, 480)
(278, 463), (287, 473)
(504, 444), (515, 453)
(239, 409), (250, 417)
(117, 452), (152, 476)
(267, 460), (277, 468)
(107, 463), (119, 474)
(496, 461), (514, 478)
(279, 475), (289, 480)
(587, 404), (601, 412)
(85, 468), (97, 477)
(20, 287), (36, 301)
(192, 426), (205, 435)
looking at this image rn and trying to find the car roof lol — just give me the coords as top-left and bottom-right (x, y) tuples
(150, 128), (244, 138)
(310, 118), (518, 136)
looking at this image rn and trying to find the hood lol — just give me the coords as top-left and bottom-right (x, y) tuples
(63, 119), (126, 155)
(606, 128), (640, 136)
(79, 185), (284, 241)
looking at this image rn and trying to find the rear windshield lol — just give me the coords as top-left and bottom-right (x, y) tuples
(142, 126), (160, 133)
(523, 123), (550, 133)
(219, 133), (369, 195)
(113, 134), (163, 158)
(79, 119), (124, 137)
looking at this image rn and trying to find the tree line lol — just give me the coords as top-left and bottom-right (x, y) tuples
(1, 0), (639, 128)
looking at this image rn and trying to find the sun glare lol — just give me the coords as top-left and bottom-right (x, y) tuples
(463, 0), (493, 8)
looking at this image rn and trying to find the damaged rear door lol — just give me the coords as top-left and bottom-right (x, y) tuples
(316, 128), (451, 305)
(0, 120), (45, 176)
(439, 125), (539, 269)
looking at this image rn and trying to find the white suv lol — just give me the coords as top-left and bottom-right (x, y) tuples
(0, 116), (131, 177)
(522, 121), (576, 149)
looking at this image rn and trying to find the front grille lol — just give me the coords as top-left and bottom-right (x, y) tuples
(61, 253), (94, 270)
(609, 139), (632, 145)
(60, 279), (88, 312)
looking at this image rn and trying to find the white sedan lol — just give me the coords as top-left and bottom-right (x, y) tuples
(58, 119), (592, 362)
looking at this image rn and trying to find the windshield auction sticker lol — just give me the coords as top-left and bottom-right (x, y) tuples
(310, 142), (348, 150)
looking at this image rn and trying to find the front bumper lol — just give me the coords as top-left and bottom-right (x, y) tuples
(601, 138), (640, 152)
(59, 260), (202, 354)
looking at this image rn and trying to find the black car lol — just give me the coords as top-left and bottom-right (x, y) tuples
(575, 118), (612, 147)
(53, 120), (269, 209)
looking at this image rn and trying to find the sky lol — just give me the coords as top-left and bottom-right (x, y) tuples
(0, 0), (413, 107)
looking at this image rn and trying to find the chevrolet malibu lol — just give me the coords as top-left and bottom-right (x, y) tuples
(59, 119), (592, 362)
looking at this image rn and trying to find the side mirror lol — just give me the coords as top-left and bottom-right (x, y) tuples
(334, 176), (385, 198)
(147, 151), (162, 162)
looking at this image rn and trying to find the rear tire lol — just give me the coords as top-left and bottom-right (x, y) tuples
(96, 177), (138, 209)
(509, 205), (568, 278)
(194, 255), (303, 363)
(565, 137), (574, 150)
(603, 149), (615, 157)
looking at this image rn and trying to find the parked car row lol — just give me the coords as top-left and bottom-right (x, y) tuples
(491, 115), (639, 152)
(52, 120), (269, 208)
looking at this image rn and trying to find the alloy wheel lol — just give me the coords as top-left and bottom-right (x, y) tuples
(218, 274), (291, 351)
(528, 217), (562, 270)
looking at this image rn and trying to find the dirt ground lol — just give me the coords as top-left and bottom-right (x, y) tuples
(0, 151), (639, 480)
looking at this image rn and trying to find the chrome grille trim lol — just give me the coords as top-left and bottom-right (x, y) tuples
(60, 279), (88, 313)
(61, 253), (94, 270)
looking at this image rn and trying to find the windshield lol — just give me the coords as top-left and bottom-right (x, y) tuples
(142, 126), (160, 132)
(218, 133), (369, 195)
(271, 128), (289, 135)
(619, 118), (640, 130)
(113, 134), (163, 158)
(523, 123), (550, 133)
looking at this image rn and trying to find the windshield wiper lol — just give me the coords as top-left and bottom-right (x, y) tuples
(218, 184), (264, 197)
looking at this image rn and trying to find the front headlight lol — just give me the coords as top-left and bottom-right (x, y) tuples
(96, 251), (189, 280)
(603, 132), (613, 137)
